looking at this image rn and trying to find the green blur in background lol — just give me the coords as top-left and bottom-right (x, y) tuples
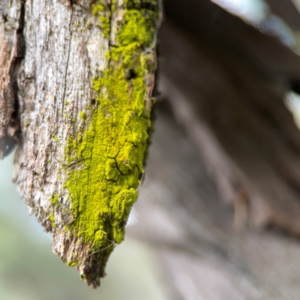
(0, 153), (166, 300)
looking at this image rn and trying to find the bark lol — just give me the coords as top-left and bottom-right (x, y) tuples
(1, 0), (159, 287)
(0, 1), (23, 158)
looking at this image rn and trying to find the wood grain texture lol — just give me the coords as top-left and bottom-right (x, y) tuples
(5, 0), (159, 287)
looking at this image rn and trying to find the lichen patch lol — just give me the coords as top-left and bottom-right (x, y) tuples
(58, 1), (159, 286)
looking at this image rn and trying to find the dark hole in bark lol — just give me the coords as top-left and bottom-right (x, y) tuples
(125, 69), (138, 80)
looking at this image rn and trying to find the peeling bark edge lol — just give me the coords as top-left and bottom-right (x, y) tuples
(0, 1), (24, 159)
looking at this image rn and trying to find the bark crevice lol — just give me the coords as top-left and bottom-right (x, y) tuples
(0, 0), (25, 158)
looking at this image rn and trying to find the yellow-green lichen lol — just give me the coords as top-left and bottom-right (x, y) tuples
(51, 193), (59, 205)
(99, 15), (111, 39)
(92, 3), (111, 39)
(79, 111), (87, 120)
(67, 261), (78, 267)
(48, 213), (55, 221)
(63, 2), (158, 257)
(53, 135), (59, 143)
(92, 3), (105, 15)
(48, 213), (57, 228)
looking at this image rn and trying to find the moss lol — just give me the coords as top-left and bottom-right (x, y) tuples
(117, 9), (156, 46)
(79, 111), (87, 120)
(51, 194), (59, 205)
(48, 213), (55, 221)
(99, 15), (111, 39)
(92, 3), (105, 15)
(63, 2), (157, 256)
(67, 261), (78, 267)
(92, 3), (111, 39)
(53, 135), (59, 143)
(48, 213), (57, 228)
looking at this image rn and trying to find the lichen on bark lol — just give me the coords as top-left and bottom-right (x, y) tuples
(13, 0), (160, 288)
(64, 3), (157, 263)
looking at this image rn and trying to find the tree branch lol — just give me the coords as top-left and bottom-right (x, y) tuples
(2, 0), (159, 287)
